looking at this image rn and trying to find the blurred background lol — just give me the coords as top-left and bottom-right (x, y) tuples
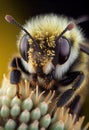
(0, 0), (89, 124)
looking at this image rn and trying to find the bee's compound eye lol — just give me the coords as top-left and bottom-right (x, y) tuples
(53, 37), (70, 65)
(19, 35), (30, 62)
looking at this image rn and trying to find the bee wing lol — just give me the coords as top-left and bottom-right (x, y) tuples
(80, 42), (89, 55)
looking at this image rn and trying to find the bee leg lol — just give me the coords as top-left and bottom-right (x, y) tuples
(68, 95), (81, 115)
(57, 72), (84, 107)
(59, 71), (81, 86)
(57, 88), (74, 107)
(72, 72), (84, 90)
(10, 57), (22, 98)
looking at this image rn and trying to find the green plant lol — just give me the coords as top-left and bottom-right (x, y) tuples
(0, 76), (89, 130)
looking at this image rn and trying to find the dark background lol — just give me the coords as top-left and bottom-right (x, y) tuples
(11, 0), (89, 37)
(0, 0), (89, 125)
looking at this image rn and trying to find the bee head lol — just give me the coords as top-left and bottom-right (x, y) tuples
(19, 19), (75, 76)
(5, 14), (88, 79)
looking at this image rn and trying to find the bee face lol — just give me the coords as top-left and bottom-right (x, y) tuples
(19, 33), (55, 75)
(18, 14), (83, 79)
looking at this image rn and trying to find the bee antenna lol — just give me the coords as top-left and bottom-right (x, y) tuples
(75, 15), (89, 24)
(5, 15), (37, 45)
(56, 22), (75, 40)
(80, 44), (89, 55)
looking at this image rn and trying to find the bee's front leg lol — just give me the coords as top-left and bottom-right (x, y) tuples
(57, 71), (84, 114)
(59, 71), (81, 86)
(10, 57), (22, 98)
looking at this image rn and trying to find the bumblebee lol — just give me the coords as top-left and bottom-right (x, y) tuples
(5, 14), (89, 114)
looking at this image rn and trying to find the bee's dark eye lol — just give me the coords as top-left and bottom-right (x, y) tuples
(19, 35), (30, 62)
(53, 37), (70, 65)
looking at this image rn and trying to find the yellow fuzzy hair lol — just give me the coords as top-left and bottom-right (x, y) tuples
(18, 14), (85, 48)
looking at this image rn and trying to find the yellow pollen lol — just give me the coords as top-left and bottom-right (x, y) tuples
(45, 32), (49, 36)
(29, 39), (33, 44)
